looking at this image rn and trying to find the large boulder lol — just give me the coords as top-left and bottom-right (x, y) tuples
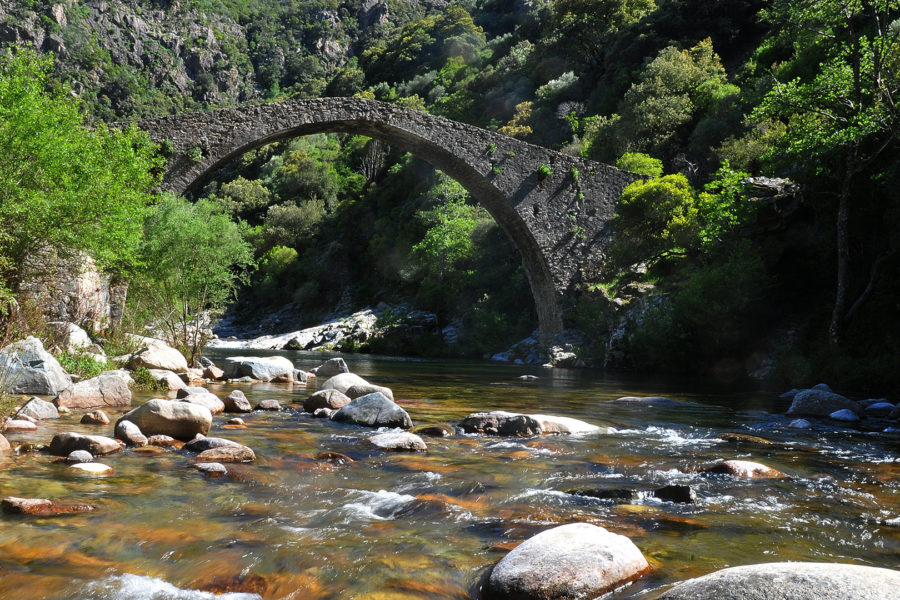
(15, 397), (59, 421)
(312, 357), (349, 379)
(48, 432), (122, 456)
(460, 411), (604, 436)
(179, 392), (225, 415)
(116, 399), (211, 440)
(0, 337), (72, 396)
(320, 372), (369, 395)
(146, 369), (186, 391)
(345, 382), (394, 402)
(304, 389), (351, 412)
(331, 392), (413, 429)
(223, 390), (252, 413)
(46, 322), (93, 353)
(483, 523), (650, 600)
(787, 389), (861, 418)
(658, 562), (900, 600)
(221, 355), (295, 382)
(128, 339), (189, 373)
(54, 371), (132, 410)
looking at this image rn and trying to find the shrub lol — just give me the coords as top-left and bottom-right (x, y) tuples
(54, 351), (104, 379)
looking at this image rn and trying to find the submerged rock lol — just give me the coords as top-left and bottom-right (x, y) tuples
(81, 410), (110, 425)
(483, 522), (650, 600)
(116, 399), (212, 440)
(255, 399), (282, 411)
(653, 485), (697, 504)
(114, 420), (148, 447)
(789, 418), (812, 429)
(312, 357), (349, 379)
(193, 445), (255, 463)
(567, 488), (636, 502)
(612, 396), (676, 406)
(705, 460), (787, 479)
(15, 397), (59, 421)
(1, 496), (95, 516)
(192, 462), (228, 477)
(68, 462), (114, 475)
(331, 392), (412, 429)
(66, 450), (93, 464)
(183, 436), (242, 453)
(658, 562), (900, 600)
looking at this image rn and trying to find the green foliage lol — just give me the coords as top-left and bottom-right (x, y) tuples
(54, 351), (104, 380)
(616, 152), (663, 177)
(131, 366), (167, 392)
(537, 163), (553, 180)
(128, 196), (255, 364)
(0, 49), (161, 303)
(186, 146), (204, 162)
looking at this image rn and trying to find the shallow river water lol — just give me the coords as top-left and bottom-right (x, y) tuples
(1, 350), (898, 599)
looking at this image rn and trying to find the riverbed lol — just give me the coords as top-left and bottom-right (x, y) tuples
(0, 349), (897, 599)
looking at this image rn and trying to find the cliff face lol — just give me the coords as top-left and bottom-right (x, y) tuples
(0, 0), (407, 120)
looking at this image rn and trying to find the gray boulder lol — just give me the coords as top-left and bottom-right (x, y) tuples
(114, 420), (148, 446)
(48, 432), (122, 456)
(221, 355), (295, 382)
(54, 371), (132, 410)
(483, 522), (649, 600)
(146, 369), (186, 391)
(787, 389), (860, 417)
(66, 450), (93, 464)
(304, 389), (351, 412)
(829, 408), (860, 422)
(864, 401), (895, 417)
(179, 392), (225, 415)
(256, 399), (282, 411)
(184, 436), (242, 453)
(367, 431), (427, 452)
(223, 390), (252, 413)
(128, 339), (189, 373)
(658, 562), (900, 600)
(15, 397), (59, 421)
(176, 386), (209, 398)
(331, 392), (413, 429)
(0, 337), (72, 396)
(116, 399), (211, 440)
(47, 322), (93, 353)
(313, 357), (349, 379)
(320, 372), (369, 395)
(345, 382), (394, 402)
(460, 411), (604, 436)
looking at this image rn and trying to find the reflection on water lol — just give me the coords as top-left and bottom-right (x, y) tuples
(0, 349), (897, 599)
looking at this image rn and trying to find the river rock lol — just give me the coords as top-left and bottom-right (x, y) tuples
(612, 395), (676, 406)
(658, 562), (900, 600)
(483, 522), (650, 600)
(225, 417), (244, 425)
(255, 399), (282, 411)
(203, 364), (225, 380)
(0, 434), (10, 453)
(55, 371), (132, 409)
(221, 355), (295, 382)
(412, 424), (454, 437)
(312, 357), (349, 378)
(460, 411), (603, 436)
(705, 460), (787, 479)
(0, 337), (72, 395)
(653, 485), (697, 503)
(48, 432), (122, 456)
(184, 436), (242, 453)
(81, 410), (110, 425)
(787, 389), (860, 418)
(193, 445), (255, 462)
(304, 389), (351, 412)
(179, 392), (225, 414)
(147, 369), (186, 391)
(331, 392), (413, 429)
(4, 419), (37, 431)
(66, 450), (93, 464)
(313, 408), (335, 418)
(345, 382), (394, 402)
(68, 462), (113, 475)
(320, 372), (369, 395)
(789, 418), (812, 429)
(117, 399), (211, 440)
(128, 339), (189, 373)
(864, 401), (895, 417)
(147, 434), (179, 447)
(47, 322), (93, 353)
(223, 390), (252, 413)
(176, 386), (208, 398)
(829, 408), (860, 422)
(1, 496), (95, 515)
(114, 420), (148, 446)
(15, 397), (59, 421)
(367, 431), (427, 452)
(193, 462), (228, 477)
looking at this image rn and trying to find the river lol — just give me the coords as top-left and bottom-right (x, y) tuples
(0, 349), (897, 599)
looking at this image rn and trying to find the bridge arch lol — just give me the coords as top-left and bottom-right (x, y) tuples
(136, 97), (635, 344)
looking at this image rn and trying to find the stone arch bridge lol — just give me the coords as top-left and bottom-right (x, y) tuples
(135, 97), (635, 343)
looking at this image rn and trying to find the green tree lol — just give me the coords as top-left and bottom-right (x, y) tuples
(616, 152), (664, 177)
(0, 50), (161, 320)
(755, 0), (900, 343)
(128, 196), (255, 364)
